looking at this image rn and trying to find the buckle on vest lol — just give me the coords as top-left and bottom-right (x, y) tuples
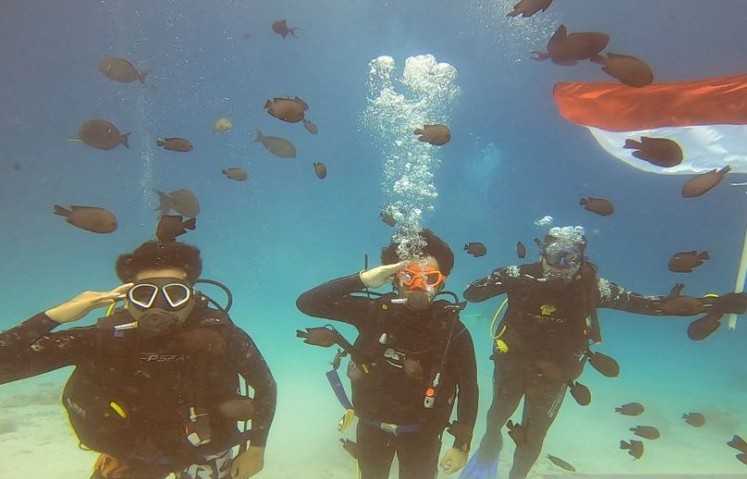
(379, 422), (399, 435)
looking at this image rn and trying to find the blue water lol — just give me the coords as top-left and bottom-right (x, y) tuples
(1, 0), (746, 477)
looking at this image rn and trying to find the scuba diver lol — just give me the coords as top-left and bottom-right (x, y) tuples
(0, 240), (276, 479)
(459, 226), (747, 479)
(296, 229), (478, 479)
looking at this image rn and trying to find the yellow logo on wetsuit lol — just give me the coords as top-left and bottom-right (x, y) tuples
(539, 304), (557, 317)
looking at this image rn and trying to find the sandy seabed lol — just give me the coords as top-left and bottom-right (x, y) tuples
(2, 371), (747, 479)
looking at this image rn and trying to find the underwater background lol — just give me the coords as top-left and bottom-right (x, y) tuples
(1, 0), (746, 477)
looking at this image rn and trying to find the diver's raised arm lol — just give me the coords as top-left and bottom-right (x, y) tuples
(296, 274), (376, 326)
(0, 285), (131, 384)
(0, 313), (92, 385)
(596, 278), (747, 317)
(464, 268), (510, 302)
(45, 284), (133, 323)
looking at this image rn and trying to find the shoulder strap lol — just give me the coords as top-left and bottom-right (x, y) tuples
(580, 262), (603, 344)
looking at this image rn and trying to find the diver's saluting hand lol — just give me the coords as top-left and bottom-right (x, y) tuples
(44, 283), (133, 324)
(359, 261), (408, 288)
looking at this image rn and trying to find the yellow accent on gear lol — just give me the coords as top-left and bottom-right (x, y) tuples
(489, 299), (509, 338)
(109, 401), (127, 418)
(338, 409), (355, 432)
(540, 304), (557, 316)
(490, 299), (510, 353)
(704, 293), (719, 298)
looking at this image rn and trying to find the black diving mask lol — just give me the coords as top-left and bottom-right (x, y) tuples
(128, 279), (193, 311)
(543, 242), (582, 270)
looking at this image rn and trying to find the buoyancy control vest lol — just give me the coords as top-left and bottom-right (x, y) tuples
(62, 294), (244, 467)
(346, 294), (463, 427)
(496, 262), (600, 362)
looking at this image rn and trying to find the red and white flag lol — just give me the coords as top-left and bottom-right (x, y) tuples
(554, 73), (747, 174)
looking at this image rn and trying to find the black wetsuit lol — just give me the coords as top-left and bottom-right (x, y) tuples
(297, 274), (478, 479)
(464, 262), (712, 479)
(0, 301), (276, 478)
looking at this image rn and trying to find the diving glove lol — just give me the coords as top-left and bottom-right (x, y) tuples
(711, 292), (747, 315)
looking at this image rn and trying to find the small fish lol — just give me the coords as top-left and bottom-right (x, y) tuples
(53, 205), (117, 234)
(660, 296), (705, 316)
(76, 119), (130, 150)
(668, 250), (709, 273)
(296, 327), (337, 347)
(264, 97), (308, 123)
(157, 137), (193, 152)
(313, 162), (327, 179)
(630, 426), (660, 440)
(380, 209), (396, 227)
(624, 137), (683, 168)
(223, 167), (248, 182)
(12, 162), (21, 172)
(213, 117), (233, 133)
(303, 119), (318, 135)
(98, 56), (147, 84)
(580, 196), (614, 216)
(683, 412), (705, 427)
(569, 381), (591, 406)
(738, 453), (747, 466)
(155, 189), (200, 217)
(587, 351), (620, 378)
(595, 53), (654, 87)
(687, 312), (722, 341)
(516, 241), (527, 259)
(156, 215), (196, 243)
(620, 439), (644, 459)
(728, 434), (747, 453)
(547, 455), (575, 472)
(616, 402), (645, 416)
(682, 166), (731, 198)
(272, 19), (298, 39)
(532, 25), (609, 65)
(507, 0), (553, 17)
(242, 33), (253, 40)
(254, 129), (297, 158)
(414, 124), (451, 146)
(465, 242), (487, 257)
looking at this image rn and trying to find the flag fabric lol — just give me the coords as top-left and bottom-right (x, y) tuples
(553, 73), (747, 174)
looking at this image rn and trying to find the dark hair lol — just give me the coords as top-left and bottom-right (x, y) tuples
(380, 229), (454, 276)
(115, 241), (202, 283)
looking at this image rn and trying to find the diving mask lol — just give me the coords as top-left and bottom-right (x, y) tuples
(126, 278), (195, 338)
(397, 267), (445, 290)
(128, 279), (193, 310)
(542, 241), (582, 270)
(396, 263), (445, 312)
